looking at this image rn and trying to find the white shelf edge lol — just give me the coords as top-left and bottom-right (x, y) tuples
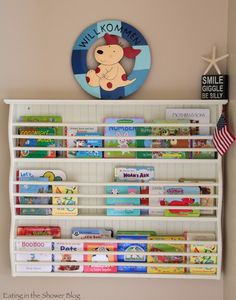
(14, 215), (217, 222)
(12, 272), (220, 280)
(3, 99), (228, 105)
(13, 158), (219, 163)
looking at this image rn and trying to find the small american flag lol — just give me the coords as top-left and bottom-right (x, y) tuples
(213, 113), (235, 156)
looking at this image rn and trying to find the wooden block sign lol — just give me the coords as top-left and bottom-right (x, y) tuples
(201, 75), (228, 100)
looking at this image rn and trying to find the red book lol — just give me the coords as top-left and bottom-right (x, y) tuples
(17, 226), (61, 238)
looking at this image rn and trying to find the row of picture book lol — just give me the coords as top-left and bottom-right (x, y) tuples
(16, 169), (216, 217)
(16, 226), (217, 275)
(16, 108), (215, 159)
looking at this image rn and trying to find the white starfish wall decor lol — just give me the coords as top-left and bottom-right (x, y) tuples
(201, 46), (229, 75)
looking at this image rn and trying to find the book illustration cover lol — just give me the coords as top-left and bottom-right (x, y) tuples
(106, 186), (140, 216)
(67, 128), (103, 158)
(191, 139), (215, 159)
(116, 233), (152, 273)
(19, 176), (51, 216)
(185, 232), (217, 275)
(52, 241), (83, 272)
(17, 226), (61, 238)
(114, 167), (155, 215)
(17, 127), (56, 158)
(17, 169), (67, 215)
(178, 178), (216, 216)
(53, 253), (83, 272)
(17, 169), (67, 182)
(136, 120), (191, 159)
(84, 243), (117, 273)
(52, 186), (78, 216)
(160, 186), (201, 217)
(104, 118), (144, 158)
(72, 228), (113, 239)
(165, 108), (210, 135)
(147, 236), (185, 274)
(19, 115), (64, 157)
(114, 167), (155, 182)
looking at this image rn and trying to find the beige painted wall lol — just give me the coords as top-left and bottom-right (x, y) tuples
(224, 0), (236, 299)
(0, 1), (228, 299)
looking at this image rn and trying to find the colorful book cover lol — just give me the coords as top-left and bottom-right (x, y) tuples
(178, 178), (216, 216)
(116, 232), (154, 273)
(67, 129), (103, 158)
(17, 226), (61, 238)
(136, 120), (191, 159)
(52, 241), (83, 272)
(106, 186), (140, 216)
(16, 169), (67, 215)
(19, 115), (64, 157)
(191, 139), (215, 159)
(147, 236), (186, 274)
(114, 166), (155, 215)
(104, 118), (144, 158)
(72, 228), (113, 239)
(18, 127), (56, 158)
(160, 186), (201, 217)
(185, 232), (217, 275)
(52, 186), (78, 216)
(84, 242), (117, 273)
(165, 108), (210, 135)
(17, 169), (66, 182)
(19, 176), (51, 216)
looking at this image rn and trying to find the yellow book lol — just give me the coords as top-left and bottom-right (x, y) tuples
(52, 186), (78, 216)
(185, 232), (217, 275)
(147, 236), (185, 274)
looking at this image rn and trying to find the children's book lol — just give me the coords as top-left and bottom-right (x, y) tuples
(136, 120), (191, 159)
(178, 178), (216, 216)
(71, 228), (113, 239)
(165, 108), (210, 135)
(16, 169), (67, 215)
(106, 186), (140, 216)
(15, 253), (52, 262)
(52, 241), (83, 272)
(147, 236), (186, 274)
(148, 181), (176, 216)
(116, 231), (155, 273)
(160, 186), (201, 217)
(19, 115), (64, 157)
(16, 264), (54, 273)
(84, 242), (117, 273)
(191, 139), (215, 159)
(67, 127), (103, 158)
(185, 232), (217, 275)
(17, 226), (61, 238)
(17, 127), (56, 158)
(17, 169), (66, 182)
(52, 186), (78, 216)
(19, 176), (51, 215)
(114, 167), (155, 216)
(104, 118), (144, 158)
(15, 237), (53, 251)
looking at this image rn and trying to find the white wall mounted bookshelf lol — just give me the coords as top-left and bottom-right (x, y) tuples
(4, 99), (227, 279)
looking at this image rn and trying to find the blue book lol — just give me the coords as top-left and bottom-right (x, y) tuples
(19, 177), (51, 215)
(117, 234), (148, 273)
(106, 186), (140, 216)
